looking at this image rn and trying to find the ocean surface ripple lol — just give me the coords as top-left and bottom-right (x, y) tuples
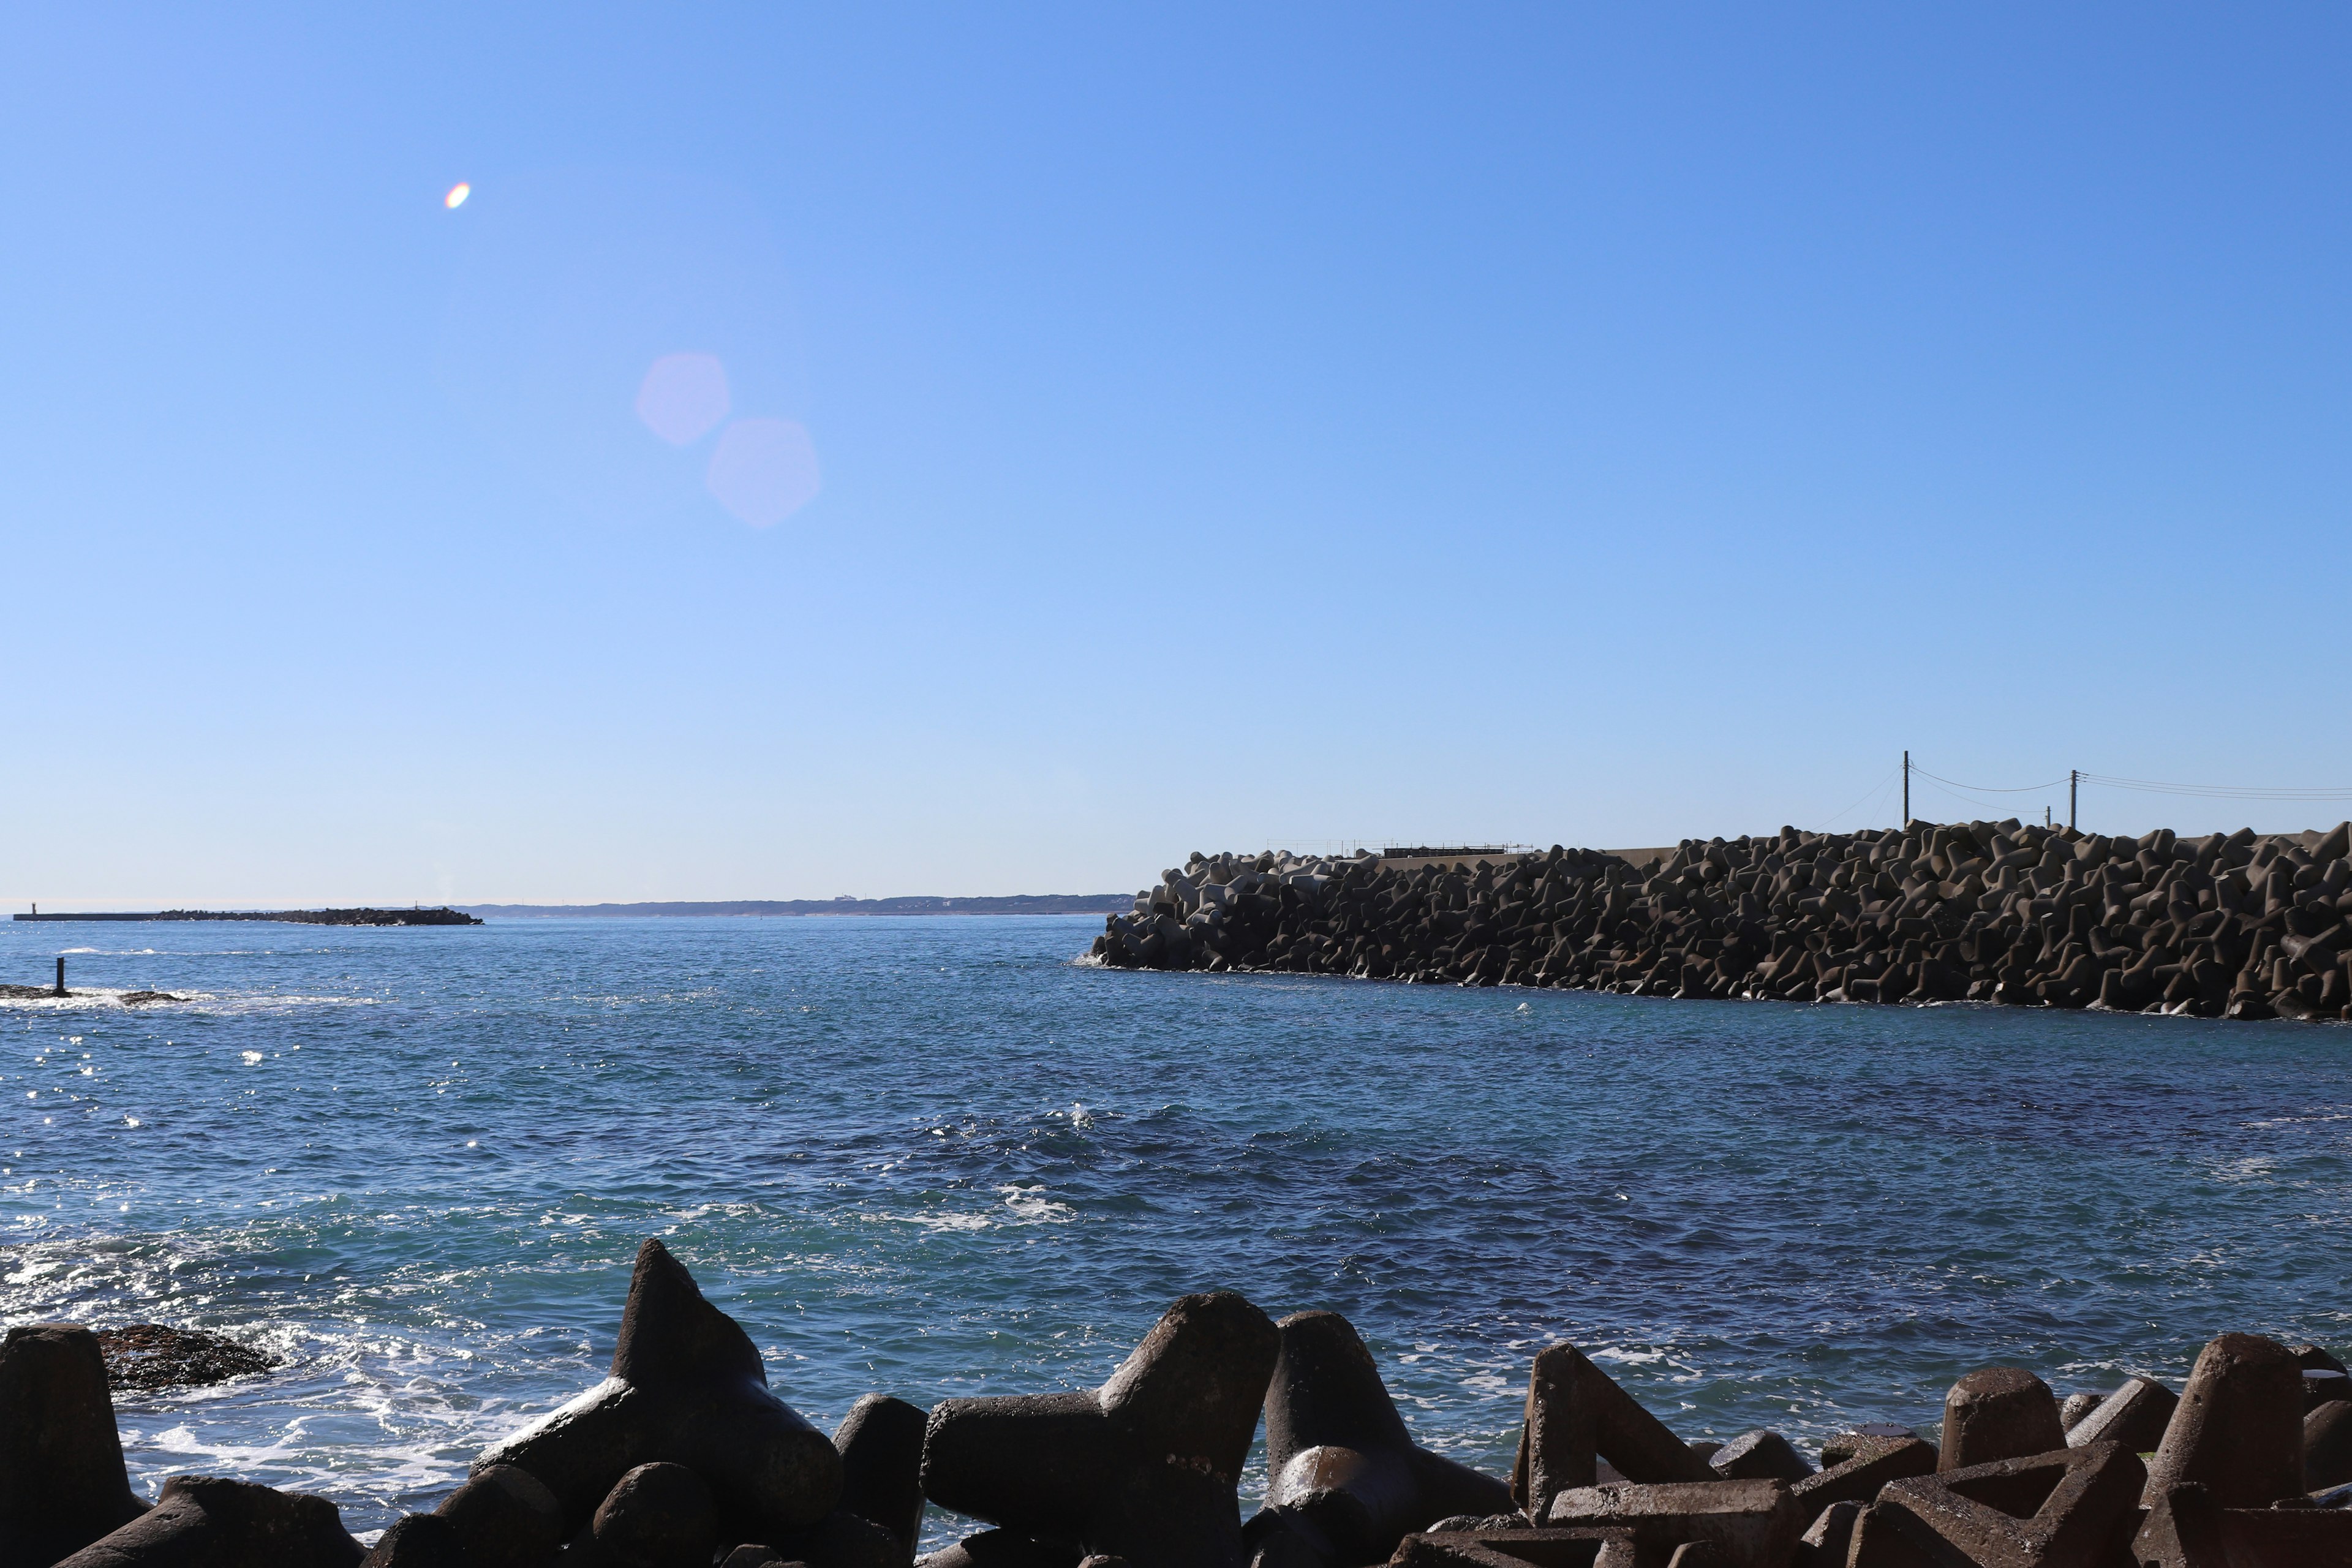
(2, 916), (2346, 1542)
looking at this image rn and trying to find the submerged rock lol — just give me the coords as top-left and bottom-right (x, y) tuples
(94, 1324), (277, 1392)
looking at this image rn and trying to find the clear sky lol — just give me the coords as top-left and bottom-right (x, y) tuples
(4, 6), (2346, 907)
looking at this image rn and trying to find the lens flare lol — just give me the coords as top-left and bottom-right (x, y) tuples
(444, 183), (471, 209)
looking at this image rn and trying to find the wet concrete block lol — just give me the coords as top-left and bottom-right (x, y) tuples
(1254, 1311), (1515, 1566)
(1787, 1435), (1935, 1516)
(2065, 1376), (2177, 1456)
(0, 1323), (151, 1568)
(1791, 1499), (1858, 1567)
(2308, 1401), (2352, 1492)
(1389, 1529), (1636, 1568)
(592, 1462), (719, 1568)
(474, 1240), (842, 1539)
(1707, 1432), (1811, 1485)
(2143, 1333), (2305, 1508)
(1512, 1345), (1713, 1523)
(1939, 1368), (2067, 1471)
(1875, 1440), (2144, 1568)
(1542, 1479), (1801, 1567)
(52, 1474), (364, 1568)
(434, 1463), (564, 1568)
(921, 1292), (1280, 1568)
(835, 1394), (930, 1555)
(1818, 1428), (1923, 1470)
(360, 1515), (467, 1567)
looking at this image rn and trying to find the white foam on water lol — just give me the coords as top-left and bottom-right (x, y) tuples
(998, 1185), (1076, 1223)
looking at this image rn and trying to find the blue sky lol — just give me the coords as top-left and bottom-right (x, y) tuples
(4, 6), (2346, 906)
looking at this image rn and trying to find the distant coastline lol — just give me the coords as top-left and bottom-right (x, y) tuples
(456, 894), (1130, 918)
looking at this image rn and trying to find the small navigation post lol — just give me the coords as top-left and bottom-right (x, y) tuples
(53, 957), (66, 998)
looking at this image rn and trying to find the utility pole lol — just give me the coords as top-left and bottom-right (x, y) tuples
(1902, 751), (1910, 828)
(2069, 769), (2078, 832)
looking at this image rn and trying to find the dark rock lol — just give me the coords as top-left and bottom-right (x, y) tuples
(590, 1463), (718, 1568)
(2058, 1392), (2103, 1431)
(2143, 1333), (2305, 1508)
(53, 1474), (363, 1568)
(1248, 1310), (1513, 1566)
(433, 1463), (564, 1568)
(834, 1395), (927, 1556)
(472, 1240), (840, 1539)
(0, 1322), (150, 1568)
(94, 1324), (277, 1393)
(361, 1515), (468, 1567)
(920, 1292), (1280, 1568)
(720, 1550), (785, 1568)
(1938, 1366), (2065, 1471)
(118, 992), (181, 1006)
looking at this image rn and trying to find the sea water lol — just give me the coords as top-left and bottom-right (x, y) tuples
(2, 916), (2348, 1544)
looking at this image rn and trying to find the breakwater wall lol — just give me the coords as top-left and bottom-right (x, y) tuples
(1087, 818), (2352, 1022)
(7, 1240), (2352, 1567)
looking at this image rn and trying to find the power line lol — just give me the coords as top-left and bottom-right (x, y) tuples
(2076, 772), (2352, 802)
(1910, 765), (2070, 794)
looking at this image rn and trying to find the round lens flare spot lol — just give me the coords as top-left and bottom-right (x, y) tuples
(635, 353), (731, 447)
(445, 183), (471, 209)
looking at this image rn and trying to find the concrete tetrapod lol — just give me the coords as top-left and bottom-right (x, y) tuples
(1874, 1441), (2145, 1568)
(1245, 1311), (1515, 1567)
(1510, 1344), (1714, 1524)
(2135, 1479), (2352, 1567)
(0, 1324), (151, 1568)
(1937, 1369), (2066, 1472)
(2139, 1333), (2305, 1509)
(1389, 1529), (1637, 1567)
(472, 1239), (842, 1540)
(1542, 1480), (1802, 1568)
(431, 1463), (565, 1568)
(920, 1292), (1281, 1568)
(835, 1393), (930, 1558)
(1784, 1434), (1935, 1519)
(914, 1531), (1082, 1568)
(359, 1514), (468, 1567)
(2310, 1401), (2352, 1492)
(1706, 1433), (1811, 1486)
(52, 1475), (363, 1568)
(2061, 1377), (2176, 1456)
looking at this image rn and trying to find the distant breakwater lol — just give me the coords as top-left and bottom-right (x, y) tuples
(1086, 820), (2352, 1022)
(12, 907), (481, 926)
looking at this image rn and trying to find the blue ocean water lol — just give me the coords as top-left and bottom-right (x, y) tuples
(3, 916), (2348, 1545)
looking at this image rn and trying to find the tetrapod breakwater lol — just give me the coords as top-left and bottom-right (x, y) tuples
(7, 1240), (2352, 1567)
(1085, 820), (2352, 1022)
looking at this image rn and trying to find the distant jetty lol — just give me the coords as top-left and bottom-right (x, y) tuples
(1089, 818), (2352, 1022)
(459, 894), (1129, 918)
(13, 907), (481, 925)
